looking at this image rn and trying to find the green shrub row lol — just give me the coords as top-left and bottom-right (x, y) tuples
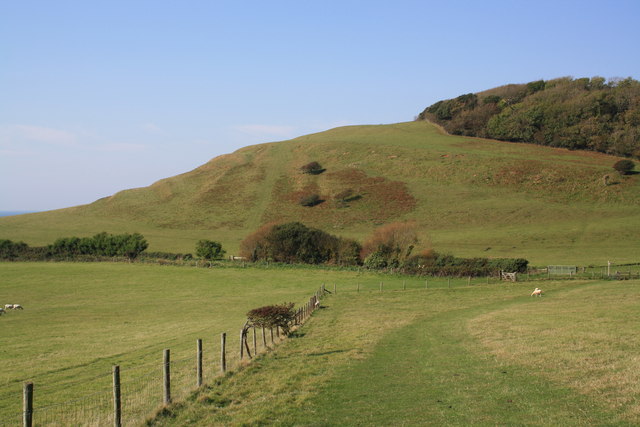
(401, 253), (529, 277)
(1, 232), (148, 261)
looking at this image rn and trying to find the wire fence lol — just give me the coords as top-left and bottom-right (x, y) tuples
(8, 288), (323, 427)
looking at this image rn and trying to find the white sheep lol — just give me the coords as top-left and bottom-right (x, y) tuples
(0, 308), (5, 316)
(531, 288), (543, 297)
(4, 304), (12, 310)
(12, 304), (23, 310)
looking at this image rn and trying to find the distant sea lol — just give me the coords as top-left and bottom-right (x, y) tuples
(0, 211), (37, 217)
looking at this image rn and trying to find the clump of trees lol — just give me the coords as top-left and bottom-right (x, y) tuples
(0, 232), (148, 261)
(196, 239), (226, 260)
(418, 77), (640, 158)
(239, 222), (361, 265)
(361, 221), (419, 269)
(246, 303), (296, 335)
(49, 232), (148, 260)
(613, 159), (636, 175)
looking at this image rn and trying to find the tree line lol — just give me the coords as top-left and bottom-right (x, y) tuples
(0, 233), (226, 262)
(239, 221), (528, 276)
(1, 223), (529, 276)
(1, 232), (149, 261)
(417, 76), (640, 158)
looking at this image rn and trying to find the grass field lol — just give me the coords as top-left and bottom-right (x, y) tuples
(0, 262), (356, 425)
(146, 277), (640, 426)
(2, 262), (639, 425)
(0, 261), (481, 425)
(1, 121), (638, 265)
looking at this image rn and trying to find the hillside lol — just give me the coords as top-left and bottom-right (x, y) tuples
(1, 121), (638, 264)
(418, 77), (640, 158)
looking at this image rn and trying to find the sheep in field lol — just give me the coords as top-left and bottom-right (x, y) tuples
(4, 304), (11, 310)
(12, 304), (24, 310)
(531, 288), (543, 297)
(0, 308), (5, 316)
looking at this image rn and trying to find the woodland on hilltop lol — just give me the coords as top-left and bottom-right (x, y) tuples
(418, 76), (640, 158)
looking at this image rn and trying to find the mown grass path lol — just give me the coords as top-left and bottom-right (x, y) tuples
(153, 280), (639, 426)
(299, 299), (618, 426)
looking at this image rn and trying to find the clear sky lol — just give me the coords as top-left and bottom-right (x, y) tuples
(1, 0), (639, 211)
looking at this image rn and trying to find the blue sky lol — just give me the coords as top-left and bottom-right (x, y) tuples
(1, 0), (639, 211)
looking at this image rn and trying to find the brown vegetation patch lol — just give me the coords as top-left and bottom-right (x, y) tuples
(262, 168), (415, 227)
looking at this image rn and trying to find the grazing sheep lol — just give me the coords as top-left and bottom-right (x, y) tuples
(0, 308), (5, 316)
(531, 288), (543, 297)
(12, 304), (23, 310)
(4, 304), (11, 310)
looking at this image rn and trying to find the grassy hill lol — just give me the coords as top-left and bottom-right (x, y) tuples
(1, 121), (638, 265)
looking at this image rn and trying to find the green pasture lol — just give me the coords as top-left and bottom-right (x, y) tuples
(0, 262), (354, 424)
(151, 277), (640, 426)
(0, 262), (477, 425)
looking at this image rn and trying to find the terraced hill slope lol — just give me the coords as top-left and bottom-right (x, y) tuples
(1, 121), (638, 264)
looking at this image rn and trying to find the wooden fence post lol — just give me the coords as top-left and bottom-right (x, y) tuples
(196, 339), (203, 387)
(113, 366), (121, 427)
(243, 330), (252, 359)
(240, 329), (245, 360)
(220, 333), (227, 374)
(253, 328), (257, 355)
(262, 326), (267, 347)
(163, 349), (171, 405)
(270, 327), (274, 344)
(334, 283), (337, 294)
(23, 382), (33, 427)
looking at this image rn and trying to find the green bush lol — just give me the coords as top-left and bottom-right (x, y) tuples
(300, 161), (324, 175)
(196, 239), (226, 260)
(240, 222), (361, 265)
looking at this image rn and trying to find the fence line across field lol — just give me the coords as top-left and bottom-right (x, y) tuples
(16, 288), (323, 427)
